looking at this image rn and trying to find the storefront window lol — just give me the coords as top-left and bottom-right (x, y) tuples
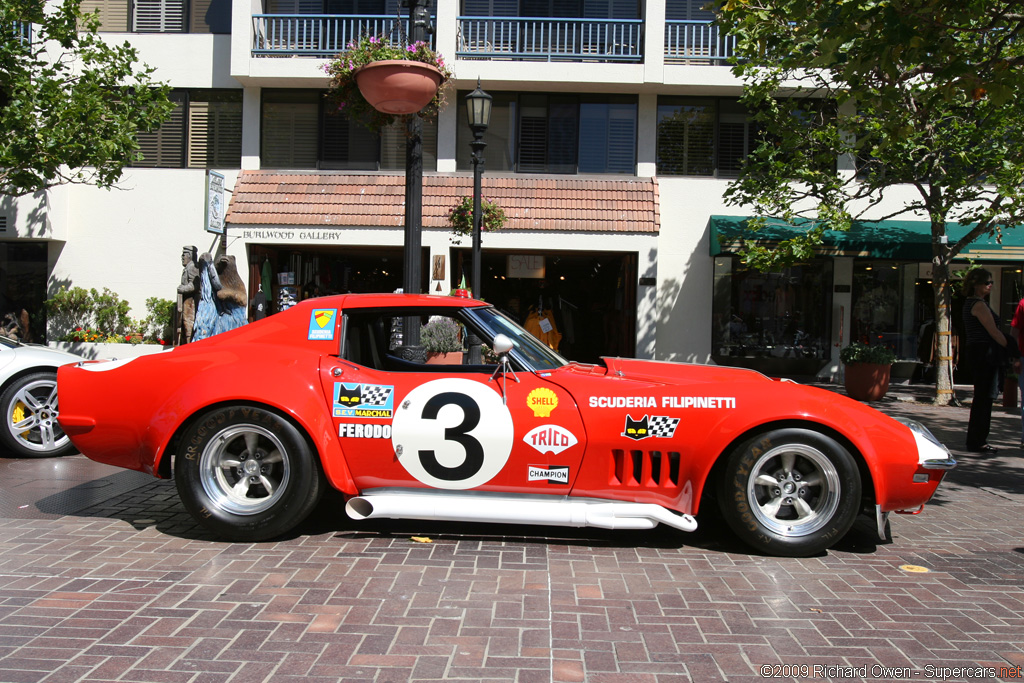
(852, 262), (920, 360)
(712, 257), (831, 375)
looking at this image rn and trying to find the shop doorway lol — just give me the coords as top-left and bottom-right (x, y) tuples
(450, 248), (638, 363)
(0, 242), (48, 342)
(245, 244), (428, 317)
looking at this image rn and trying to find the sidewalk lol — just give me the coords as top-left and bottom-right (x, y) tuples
(1, 388), (1022, 683)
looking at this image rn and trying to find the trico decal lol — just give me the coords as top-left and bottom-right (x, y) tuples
(339, 423), (392, 439)
(308, 308), (337, 341)
(622, 414), (680, 441)
(522, 424), (578, 455)
(333, 382), (394, 418)
(527, 387), (558, 417)
(528, 465), (570, 485)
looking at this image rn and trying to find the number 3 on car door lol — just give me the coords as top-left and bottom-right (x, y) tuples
(391, 378), (514, 490)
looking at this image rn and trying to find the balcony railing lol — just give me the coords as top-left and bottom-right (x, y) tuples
(456, 16), (643, 62)
(664, 20), (735, 65)
(252, 14), (432, 57)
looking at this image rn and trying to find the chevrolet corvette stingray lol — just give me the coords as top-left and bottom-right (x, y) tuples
(56, 293), (955, 556)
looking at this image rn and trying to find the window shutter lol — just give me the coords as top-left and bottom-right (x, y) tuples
(262, 102), (318, 168)
(133, 93), (186, 168)
(380, 120), (437, 171)
(190, 0), (231, 33)
(133, 0), (185, 32)
(78, 0), (129, 31)
(188, 97), (242, 168)
(321, 110), (379, 170)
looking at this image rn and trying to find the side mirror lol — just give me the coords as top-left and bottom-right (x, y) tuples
(492, 334), (513, 355)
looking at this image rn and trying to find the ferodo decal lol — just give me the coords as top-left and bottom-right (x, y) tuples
(339, 423), (392, 439)
(527, 387), (558, 417)
(528, 465), (569, 485)
(308, 309), (337, 340)
(523, 425), (578, 455)
(333, 382), (394, 418)
(622, 414), (680, 441)
(391, 378), (514, 490)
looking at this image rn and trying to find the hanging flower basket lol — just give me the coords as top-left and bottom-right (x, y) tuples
(324, 35), (452, 131)
(355, 60), (443, 115)
(447, 196), (507, 245)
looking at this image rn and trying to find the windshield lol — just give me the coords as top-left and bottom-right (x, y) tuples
(466, 306), (568, 371)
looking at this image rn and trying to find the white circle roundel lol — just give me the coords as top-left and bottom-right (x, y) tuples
(391, 378), (514, 490)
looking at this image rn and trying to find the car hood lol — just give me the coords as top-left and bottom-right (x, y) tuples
(593, 357), (773, 386)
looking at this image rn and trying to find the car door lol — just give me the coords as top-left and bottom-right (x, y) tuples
(317, 310), (587, 495)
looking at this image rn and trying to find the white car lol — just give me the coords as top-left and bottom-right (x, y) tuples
(0, 336), (81, 457)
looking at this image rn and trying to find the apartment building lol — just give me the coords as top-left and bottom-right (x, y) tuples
(5, 0), (1021, 376)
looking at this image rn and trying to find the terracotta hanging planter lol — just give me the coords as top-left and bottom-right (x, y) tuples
(354, 60), (443, 115)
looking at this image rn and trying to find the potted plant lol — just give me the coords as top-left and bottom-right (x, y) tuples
(447, 196), (507, 245)
(840, 342), (896, 401)
(421, 317), (464, 365)
(324, 35), (453, 129)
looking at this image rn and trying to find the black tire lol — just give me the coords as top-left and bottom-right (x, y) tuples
(717, 428), (861, 557)
(174, 405), (326, 541)
(0, 371), (76, 458)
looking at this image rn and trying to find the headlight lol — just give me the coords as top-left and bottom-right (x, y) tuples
(895, 418), (956, 470)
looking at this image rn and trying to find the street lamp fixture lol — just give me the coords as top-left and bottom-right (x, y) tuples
(465, 79), (491, 364)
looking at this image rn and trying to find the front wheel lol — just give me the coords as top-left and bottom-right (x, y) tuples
(175, 406), (325, 541)
(0, 371), (75, 458)
(718, 428), (861, 557)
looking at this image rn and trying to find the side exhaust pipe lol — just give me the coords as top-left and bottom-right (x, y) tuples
(345, 492), (697, 533)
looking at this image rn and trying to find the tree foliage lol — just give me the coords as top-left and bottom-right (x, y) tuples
(717, 0), (1024, 268)
(717, 0), (1024, 403)
(1, 0), (173, 196)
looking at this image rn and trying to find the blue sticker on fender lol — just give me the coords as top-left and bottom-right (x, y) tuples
(333, 382), (394, 418)
(308, 309), (337, 340)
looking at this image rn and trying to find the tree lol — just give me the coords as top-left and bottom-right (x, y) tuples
(1, 0), (173, 197)
(717, 0), (1024, 405)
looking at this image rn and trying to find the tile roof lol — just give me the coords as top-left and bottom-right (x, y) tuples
(225, 171), (660, 234)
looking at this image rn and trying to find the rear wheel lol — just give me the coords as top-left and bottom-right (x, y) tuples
(0, 371), (75, 458)
(175, 406), (325, 541)
(718, 428), (861, 557)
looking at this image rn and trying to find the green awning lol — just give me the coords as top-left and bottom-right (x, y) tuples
(710, 215), (1024, 261)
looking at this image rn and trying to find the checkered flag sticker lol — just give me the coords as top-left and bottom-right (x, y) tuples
(360, 385), (393, 406)
(648, 416), (680, 438)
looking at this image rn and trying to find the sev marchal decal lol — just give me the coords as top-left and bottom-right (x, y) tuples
(333, 382), (394, 418)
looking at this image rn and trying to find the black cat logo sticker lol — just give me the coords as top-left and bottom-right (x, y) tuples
(622, 414), (680, 440)
(332, 382), (394, 418)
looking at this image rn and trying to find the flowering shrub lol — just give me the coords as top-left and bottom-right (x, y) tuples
(46, 286), (173, 344)
(324, 34), (453, 130)
(65, 327), (103, 343)
(447, 196), (507, 244)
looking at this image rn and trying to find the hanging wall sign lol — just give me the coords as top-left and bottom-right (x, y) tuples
(205, 171), (225, 234)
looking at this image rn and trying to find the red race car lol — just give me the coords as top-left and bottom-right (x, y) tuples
(57, 293), (954, 556)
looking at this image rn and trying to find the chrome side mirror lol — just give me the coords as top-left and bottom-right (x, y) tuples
(492, 334), (513, 355)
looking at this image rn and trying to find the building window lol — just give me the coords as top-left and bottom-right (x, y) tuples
(133, 90), (242, 169)
(456, 91), (637, 175)
(712, 256), (832, 374)
(656, 97), (756, 178)
(79, 0), (231, 33)
(260, 89), (438, 171)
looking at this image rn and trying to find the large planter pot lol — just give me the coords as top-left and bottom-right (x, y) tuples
(48, 341), (174, 361)
(425, 351), (463, 365)
(843, 362), (891, 402)
(354, 60), (442, 115)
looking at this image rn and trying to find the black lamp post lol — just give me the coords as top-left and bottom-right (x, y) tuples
(465, 79), (492, 301)
(465, 80), (491, 365)
(399, 0), (431, 362)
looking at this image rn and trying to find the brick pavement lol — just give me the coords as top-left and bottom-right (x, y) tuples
(0, 391), (1022, 683)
